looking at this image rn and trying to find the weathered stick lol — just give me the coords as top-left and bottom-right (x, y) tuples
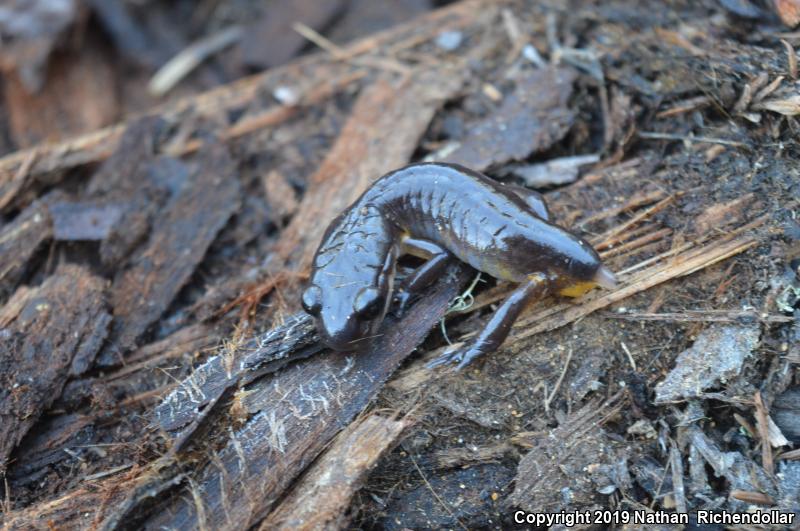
(261, 413), (413, 530)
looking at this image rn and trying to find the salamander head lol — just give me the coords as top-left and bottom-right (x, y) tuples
(302, 281), (390, 351)
(301, 242), (396, 354)
(517, 220), (617, 297)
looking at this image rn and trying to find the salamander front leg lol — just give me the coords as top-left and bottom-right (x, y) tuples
(428, 273), (550, 370)
(394, 238), (454, 316)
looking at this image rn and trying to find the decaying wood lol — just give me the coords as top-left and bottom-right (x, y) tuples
(104, 141), (240, 359)
(0, 265), (110, 473)
(443, 66), (577, 171)
(153, 314), (320, 437)
(4, 39), (118, 149)
(0, 198), (52, 296)
(262, 413), (412, 530)
(0, 0), (483, 213)
(81, 116), (170, 266)
(126, 264), (468, 530)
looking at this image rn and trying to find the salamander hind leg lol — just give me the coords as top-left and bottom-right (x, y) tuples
(428, 273), (550, 370)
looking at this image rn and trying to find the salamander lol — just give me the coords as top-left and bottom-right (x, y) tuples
(301, 162), (617, 369)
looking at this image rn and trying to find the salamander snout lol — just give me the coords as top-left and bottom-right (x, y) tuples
(528, 224), (617, 297)
(593, 265), (618, 289)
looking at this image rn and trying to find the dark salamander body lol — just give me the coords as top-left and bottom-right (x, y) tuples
(302, 162), (616, 368)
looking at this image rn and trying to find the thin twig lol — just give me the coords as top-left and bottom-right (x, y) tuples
(149, 26), (243, 96)
(544, 347), (573, 412)
(408, 452), (467, 530)
(637, 131), (750, 148)
(753, 391), (774, 475)
(777, 448), (800, 461)
(649, 457), (672, 510)
(594, 195), (677, 249)
(293, 22), (410, 74)
(782, 39), (797, 79)
(669, 441), (687, 513)
(620, 342), (637, 370)
(84, 463), (134, 481)
(606, 310), (793, 324)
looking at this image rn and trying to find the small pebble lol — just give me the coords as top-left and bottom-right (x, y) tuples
(435, 30), (463, 51)
(273, 86), (299, 106)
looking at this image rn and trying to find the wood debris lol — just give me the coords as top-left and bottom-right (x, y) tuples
(262, 413), (412, 530)
(443, 67), (577, 171)
(0, 265), (110, 472)
(654, 324), (760, 403)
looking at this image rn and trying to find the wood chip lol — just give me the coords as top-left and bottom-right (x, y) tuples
(0, 199), (52, 297)
(443, 67), (577, 171)
(0, 265), (110, 472)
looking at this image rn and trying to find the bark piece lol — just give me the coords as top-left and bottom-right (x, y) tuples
(444, 67), (577, 171)
(154, 313), (320, 435)
(4, 38), (118, 148)
(774, 0), (800, 26)
(0, 199), (51, 297)
(263, 170), (298, 223)
(772, 386), (800, 444)
(85, 116), (175, 267)
(654, 324), (760, 403)
(263, 414), (412, 530)
(104, 142), (241, 359)
(49, 201), (123, 241)
(0, 264), (110, 472)
(5, 413), (94, 489)
(0, 0), (79, 92)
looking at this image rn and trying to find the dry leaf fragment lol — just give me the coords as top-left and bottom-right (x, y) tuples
(754, 94), (800, 115)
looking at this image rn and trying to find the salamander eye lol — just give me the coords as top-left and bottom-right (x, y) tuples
(353, 287), (383, 319)
(301, 285), (322, 315)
